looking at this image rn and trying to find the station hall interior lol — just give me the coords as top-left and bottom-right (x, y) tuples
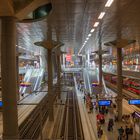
(1, 0), (140, 140)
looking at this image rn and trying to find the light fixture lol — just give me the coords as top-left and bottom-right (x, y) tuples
(78, 45), (85, 55)
(88, 34), (92, 37)
(90, 28), (95, 33)
(98, 12), (105, 19)
(105, 0), (114, 7)
(86, 37), (89, 40)
(94, 22), (99, 27)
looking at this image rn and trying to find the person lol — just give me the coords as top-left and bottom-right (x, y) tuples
(105, 107), (109, 114)
(100, 114), (105, 124)
(125, 126), (129, 140)
(118, 126), (124, 140)
(129, 125), (133, 135)
(108, 118), (114, 131)
(97, 126), (103, 138)
(115, 114), (119, 122)
(83, 96), (86, 103)
(89, 102), (93, 113)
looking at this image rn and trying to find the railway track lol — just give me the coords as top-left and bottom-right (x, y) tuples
(18, 82), (60, 139)
(19, 95), (49, 139)
(60, 90), (84, 140)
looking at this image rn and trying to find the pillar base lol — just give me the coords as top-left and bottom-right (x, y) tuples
(49, 106), (54, 121)
(3, 134), (19, 140)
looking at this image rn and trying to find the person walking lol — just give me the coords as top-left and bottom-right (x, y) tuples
(118, 126), (124, 140)
(125, 126), (129, 140)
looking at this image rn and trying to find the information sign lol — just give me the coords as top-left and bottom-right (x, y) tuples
(0, 101), (3, 107)
(128, 99), (140, 105)
(98, 100), (111, 106)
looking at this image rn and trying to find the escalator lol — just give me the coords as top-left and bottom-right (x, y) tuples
(19, 69), (33, 94)
(83, 67), (108, 95)
(19, 68), (45, 95)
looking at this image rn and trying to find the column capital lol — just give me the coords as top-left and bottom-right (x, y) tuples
(104, 39), (136, 48)
(92, 50), (108, 55)
(34, 40), (64, 50)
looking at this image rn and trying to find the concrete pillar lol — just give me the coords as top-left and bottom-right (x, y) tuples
(87, 53), (90, 67)
(16, 54), (20, 101)
(47, 49), (54, 121)
(63, 54), (65, 68)
(1, 17), (19, 139)
(99, 53), (102, 87)
(117, 47), (123, 120)
(57, 55), (61, 99)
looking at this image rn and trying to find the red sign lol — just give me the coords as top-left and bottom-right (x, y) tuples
(66, 55), (71, 61)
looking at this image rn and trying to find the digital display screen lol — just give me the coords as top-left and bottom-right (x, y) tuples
(98, 100), (111, 106)
(0, 101), (3, 107)
(128, 99), (140, 105)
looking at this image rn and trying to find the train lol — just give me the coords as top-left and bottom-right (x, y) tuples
(103, 73), (140, 95)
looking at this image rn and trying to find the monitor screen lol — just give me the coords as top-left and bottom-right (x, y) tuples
(98, 100), (111, 106)
(128, 99), (140, 105)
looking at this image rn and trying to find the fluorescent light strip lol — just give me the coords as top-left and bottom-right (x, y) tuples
(88, 34), (92, 37)
(78, 45), (85, 54)
(90, 29), (95, 33)
(98, 12), (105, 19)
(105, 0), (114, 7)
(94, 22), (99, 27)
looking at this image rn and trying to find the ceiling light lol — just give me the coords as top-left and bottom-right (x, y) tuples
(90, 29), (95, 33)
(98, 12), (105, 19)
(85, 41), (87, 43)
(86, 37), (89, 40)
(105, 0), (114, 7)
(78, 45), (85, 54)
(88, 34), (92, 37)
(94, 22), (99, 27)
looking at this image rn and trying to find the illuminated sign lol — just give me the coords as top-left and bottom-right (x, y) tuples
(98, 100), (111, 106)
(128, 99), (140, 105)
(66, 55), (72, 61)
(0, 101), (3, 107)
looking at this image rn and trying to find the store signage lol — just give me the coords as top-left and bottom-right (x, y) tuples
(66, 55), (72, 61)
(128, 99), (140, 105)
(98, 100), (111, 106)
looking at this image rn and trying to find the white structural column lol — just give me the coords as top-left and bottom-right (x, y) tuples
(57, 54), (61, 99)
(99, 53), (102, 87)
(117, 47), (123, 121)
(62, 54), (65, 68)
(47, 49), (54, 121)
(1, 17), (19, 139)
